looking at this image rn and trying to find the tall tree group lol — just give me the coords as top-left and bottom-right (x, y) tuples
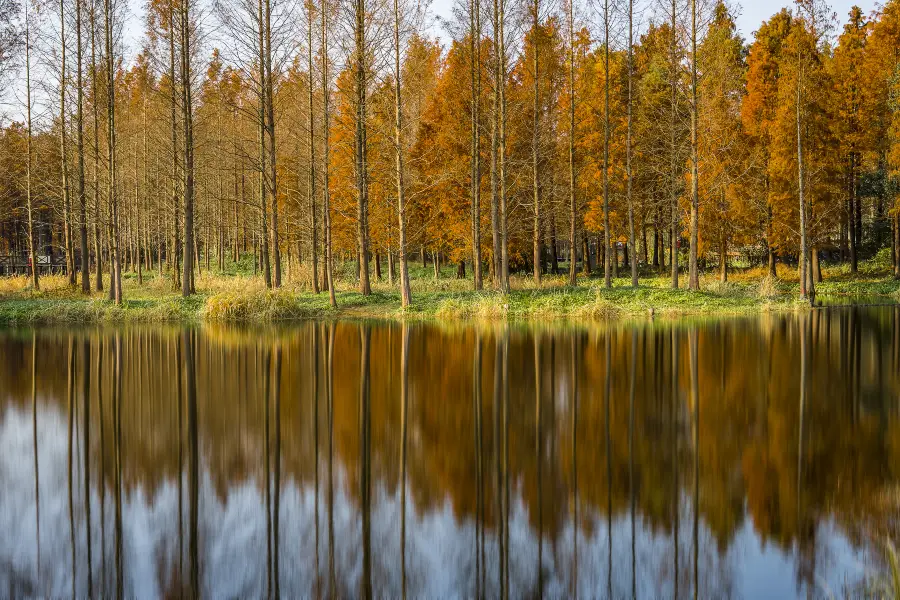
(2, 0), (900, 303)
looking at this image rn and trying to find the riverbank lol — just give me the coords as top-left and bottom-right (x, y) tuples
(1, 260), (897, 325)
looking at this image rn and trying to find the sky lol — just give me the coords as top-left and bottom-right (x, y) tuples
(420, 0), (882, 44)
(734, 0), (878, 39)
(114, 0), (884, 59)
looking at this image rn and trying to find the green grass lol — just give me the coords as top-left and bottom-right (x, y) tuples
(1, 257), (897, 325)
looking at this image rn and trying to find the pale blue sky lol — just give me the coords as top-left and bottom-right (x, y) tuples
(734, 0), (879, 39)
(420, 0), (882, 44)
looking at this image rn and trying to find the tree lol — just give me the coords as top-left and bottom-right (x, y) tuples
(688, 0), (700, 290)
(392, 0), (411, 306)
(104, 0), (123, 303)
(698, 2), (746, 282)
(25, 2), (39, 291)
(353, 0), (371, 295)
(601, 0), (611, 288)
(76, 0), (89, 292)
(830, 6), (871, 273)
(469, 0), (483, 290)
(180, 0), (196, 296)
(625, 0), (636, 287)
(743, 9), (793, 277)
(564, 0), (577, 286)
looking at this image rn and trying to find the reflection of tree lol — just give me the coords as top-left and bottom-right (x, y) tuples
(1, 308), (899, 595)
(359, 325), (372, 600)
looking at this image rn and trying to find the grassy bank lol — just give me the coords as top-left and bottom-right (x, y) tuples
(1, 257), (897, 325)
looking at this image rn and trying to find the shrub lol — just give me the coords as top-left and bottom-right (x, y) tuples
(203, 290), (323, 321)
(756, 275), (780, 300)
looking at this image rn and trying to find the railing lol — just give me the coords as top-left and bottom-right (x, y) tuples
(0, 255), (67, 276)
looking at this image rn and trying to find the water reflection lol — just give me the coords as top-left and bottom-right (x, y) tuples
(1, 308), (899, 598)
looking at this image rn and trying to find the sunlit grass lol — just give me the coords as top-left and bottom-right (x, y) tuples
(1, 253), (896, 324)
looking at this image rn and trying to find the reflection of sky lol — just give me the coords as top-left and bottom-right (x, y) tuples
(0, 402), (874, 598)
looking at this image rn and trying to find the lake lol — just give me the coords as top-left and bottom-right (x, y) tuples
(1, 307), (899, 598)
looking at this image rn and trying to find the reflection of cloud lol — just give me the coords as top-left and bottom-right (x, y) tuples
(0, 403), (870, 598)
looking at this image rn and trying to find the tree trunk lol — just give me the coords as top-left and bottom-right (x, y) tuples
(497, 0), (509, 293)
(719, 237), (727, 282)
(25, 11), (39, 291)
(669, 0), (678, 290)
(394, 0), (411, 307)
(76, 0), (89, 293)
(894, 214), (900, 279)
(797, 51), (810, 301)
(257, 0), (272, 289)
(169, 0), (181, 290)
(627, 0), (637, 288)
(60, 0), (75, 287)
(566, 0), (577, 287)
(264, 0), (280, 288)
(321, 0), (336, 308)
(181, 0), (195, 296)
(531, 0), (541, 286)
(490, 0), (501, 288)
(91, 3), (102, 292)
(104, 0), (122, 303)
(652, 222), (659, 269)
(308, 0), (319, 294)
(470, 0), (483, 291)
(388, 249), (396, 284)
(687, 0), (699, 291)
(812, 246), (822, 284)
(355, 0), (371, 295)
(849, 154), (858, 273)
(550, 217), (559, 275)
(602, 0), (611, 289)
(581, 236), (589, 275)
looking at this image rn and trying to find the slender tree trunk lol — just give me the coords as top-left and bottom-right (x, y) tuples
(25, 11), (39, 291)
(393, 0), (412, 307)
(602, 0), (611, 289)
(90, 0), (102, 291)
(321, 0), (336, 307)
(796, 54), (813, 301)
(76, 0), (89, 293)
(264, 0), (280, 288)
(688, 0), (699, 291)
(652, 220), (659, 269)
(849, 154), (858, 273)
(180, 0), (195, 296)
(496, 0), (509, 293)
(308, 0), (319, 294)
(893, 213), (899, 278)
(627, 0), (636, 288)
(550, 217), (559, 274)
(719, 236), (727, 282)
(812, 245), (821, 283)
(531, 0), (541, 285)
(766, 201), (777, 277)
(669, 0), (679, 289)
(470, 0), (483, 291)
(566, 0), (576, 287)
(256, 0), (272, 288)
(105, 0), (122, 303)
(354, 0), (371, 295)
(60, 0), (75, 286)
(490, 0), (501, 288)
(169, 0), (181, 290)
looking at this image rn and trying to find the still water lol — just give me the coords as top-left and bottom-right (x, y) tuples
(1, 308), (899, 598)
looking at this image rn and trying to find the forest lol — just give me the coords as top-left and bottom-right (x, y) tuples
(0, 0), (899, 312)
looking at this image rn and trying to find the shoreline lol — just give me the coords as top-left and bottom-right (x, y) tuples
(1, 273), (897, 325)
